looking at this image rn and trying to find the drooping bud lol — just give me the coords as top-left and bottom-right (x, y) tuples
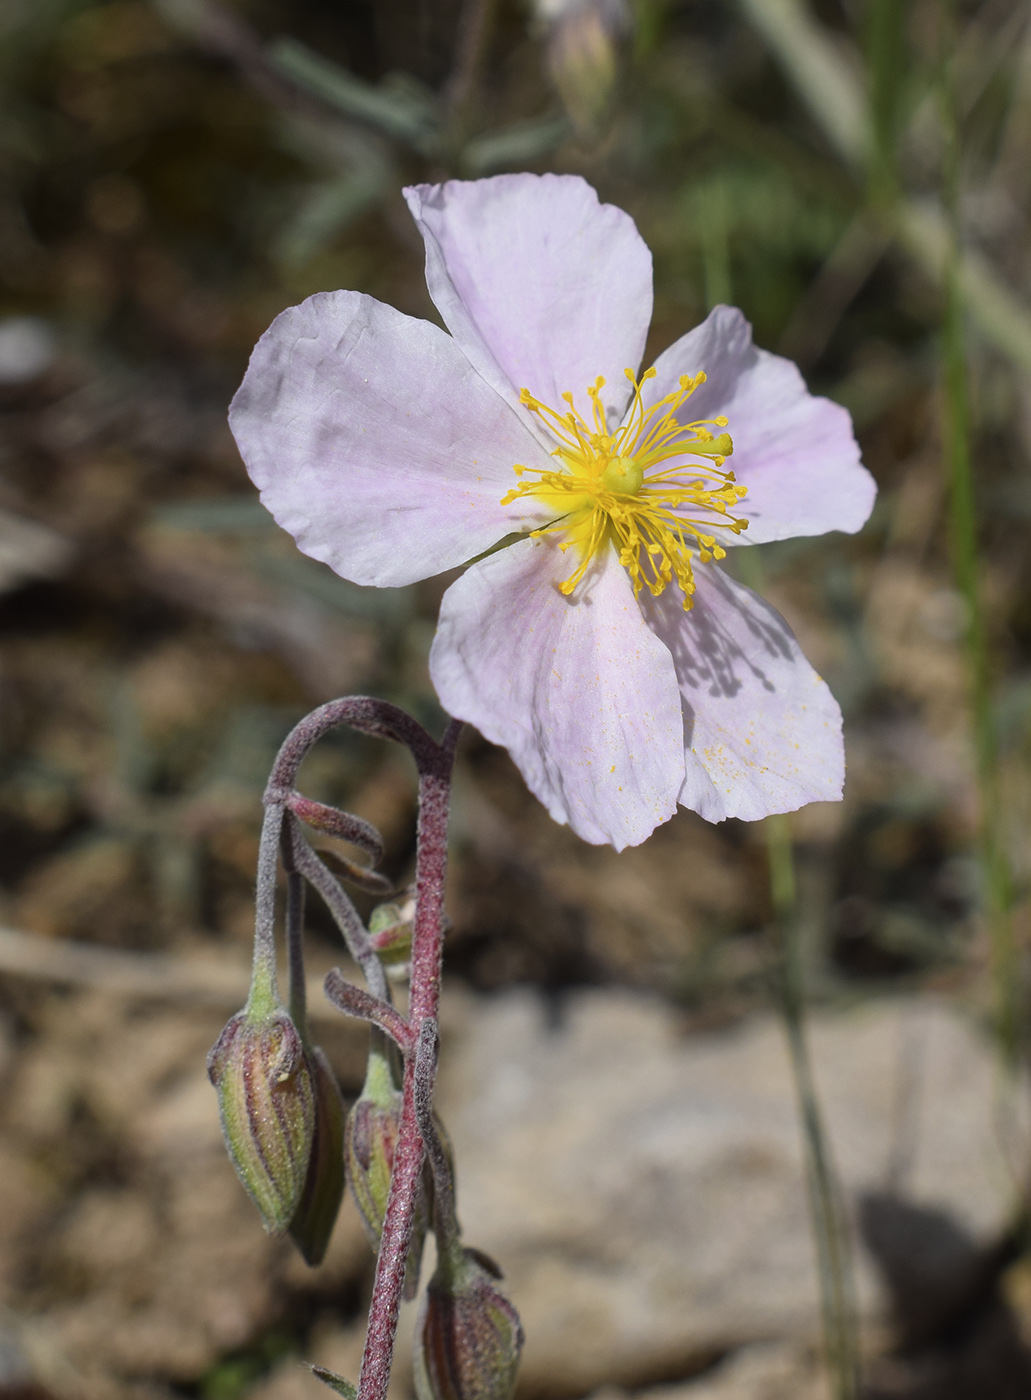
(207, 1003), (316, 1234)
(344, 1042), (403, 1250)
(344, 1036), (431, 1297)
(535, 0), (630, 137)
(414, 1248), (524, 1400)
(288, 1045), (346, 1266)
(368, 901), (413, 967)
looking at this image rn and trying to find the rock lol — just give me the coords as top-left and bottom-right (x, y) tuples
(248, 1314), (415, 1400)
(0, 508), (71, 594)
(0, 317), (57, 385)
(435, 990), (1027, 1397)
(591, 1342), (822, 1400)
(4, 992), (372, 1398)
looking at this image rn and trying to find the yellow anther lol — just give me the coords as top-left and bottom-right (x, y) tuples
(505, 366), (747, 610)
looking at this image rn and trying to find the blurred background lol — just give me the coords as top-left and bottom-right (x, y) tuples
(1, 0), (1031, 1396)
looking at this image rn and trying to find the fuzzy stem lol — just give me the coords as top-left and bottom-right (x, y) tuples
(413, 1018), (463, 1274)
(256, 697), (463, 1400)
(323, 968), (413, 1053)
(733, 547), (860, 1393)
(247, 800), (284, 1015)
(355, 718), (462, 1400)
(285, 870), (307, 1041)
(287, 815), (389, 1002)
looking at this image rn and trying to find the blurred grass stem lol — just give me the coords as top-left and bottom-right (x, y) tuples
(866, 0), (905, 205)
(736, 544), (860, 1397)
(767, 813), (860, 1400)
(701, 182), (732, 310)
(776, 211), (888, 368)
(444, 0), (496, 139)
(739, 0), (1031, 375)
(938, 2), (1018, 1061)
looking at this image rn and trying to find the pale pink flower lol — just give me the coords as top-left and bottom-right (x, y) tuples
(229, 174), (876, 850)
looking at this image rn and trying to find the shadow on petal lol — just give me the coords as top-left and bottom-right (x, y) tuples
(645, 563), (794, 703)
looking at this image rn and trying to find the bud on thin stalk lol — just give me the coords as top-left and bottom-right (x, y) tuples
(346, 1033), (431, 1297)
(345, 1037), (403, 1249)
(414, 1247), (524, 1400)
(536, 0), (629, 136)
(368, 901), (414, 967)
(207, 998), (316, 1235)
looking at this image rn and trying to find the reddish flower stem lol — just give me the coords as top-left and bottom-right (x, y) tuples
(356, 718), (461, 1400)
(261, 698), (461, 1400)
(323, 970), (413, 1052)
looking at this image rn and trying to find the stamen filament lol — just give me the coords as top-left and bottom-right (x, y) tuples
(501, 367), (748, 610)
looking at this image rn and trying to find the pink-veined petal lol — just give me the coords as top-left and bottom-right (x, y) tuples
(640, 562), (844, 822)
(229, 290), (553, 588)
(644, 305), (876, 543)
(430, 536), (685, 850)
(404, 174), (652, 434)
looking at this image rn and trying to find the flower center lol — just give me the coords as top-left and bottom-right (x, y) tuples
(501, 367), (748, 610)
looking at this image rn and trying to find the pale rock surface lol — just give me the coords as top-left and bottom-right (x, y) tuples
(590, 1342), (822, 1400)
(435, 990), (1027, 1397)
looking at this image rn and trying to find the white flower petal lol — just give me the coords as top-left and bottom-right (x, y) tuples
(640, 562), (845, 821)
(645, 305), (876, 543)
(229, 290), (553, 587)
(405, 173), (652, 433)
(430, 536), (685, 849)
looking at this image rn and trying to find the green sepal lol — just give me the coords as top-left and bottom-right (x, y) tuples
(207, 1004), (316, 1234)
(288, 1045), (346, 1265)
(310, 1366), (357, 1399)
(413, 1248), (523, 1400)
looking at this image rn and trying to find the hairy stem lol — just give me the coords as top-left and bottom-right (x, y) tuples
(286, 815), (389, 1002)
(355, 717), (462, 1400)
(323, 969), (413, 1052)
(285, 870), (307, 1040)
(262, 702), (464, 1400)
(247, 800), (285, 1013)
(413, 1018), (462, 1271)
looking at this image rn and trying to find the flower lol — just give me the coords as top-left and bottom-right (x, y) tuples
(229, 173), (876, 851)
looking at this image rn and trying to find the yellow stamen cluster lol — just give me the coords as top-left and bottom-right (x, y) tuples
(500, 367), (748, 610)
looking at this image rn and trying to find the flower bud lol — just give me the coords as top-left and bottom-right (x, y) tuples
(414, 1248), (524, 1400)
(207, 1005), (316, 1234)
(368, 901), (413, 967)
(345, 1041), (431, 1296)
(288, 1045), (346, 1266)
(344, 1053), (402, 1251)
(537, 0), (629, 137)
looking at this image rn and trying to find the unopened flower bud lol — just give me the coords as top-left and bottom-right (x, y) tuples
(414, 1248), (524, 1400)
(536, 0), (629, 136)
(345, 1040), (430, 1296)
(288, 1045), (346, 1266)
(368, 901), (413, 966)
(207, 1004), (316, 1234)
(344, 1048), (402, 1250)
